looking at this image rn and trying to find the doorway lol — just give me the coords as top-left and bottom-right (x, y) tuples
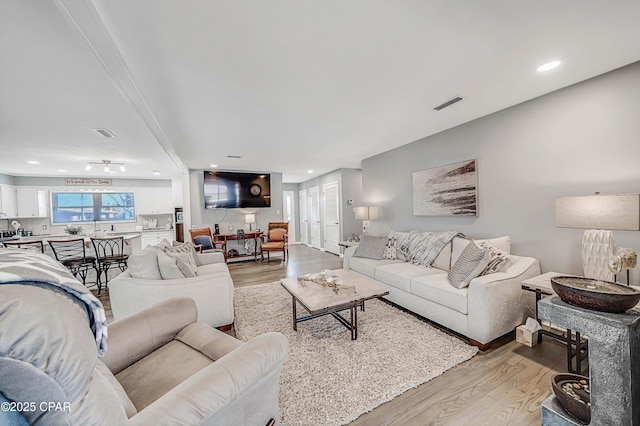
(322, 182), (340, 255)
(309, 186), (321, 249)
(283, 190), (297, 243)
(299, 189), (309, 245)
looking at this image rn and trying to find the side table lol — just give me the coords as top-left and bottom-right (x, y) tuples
(521, 272), (587, 374)
(338, 240), (359, 256)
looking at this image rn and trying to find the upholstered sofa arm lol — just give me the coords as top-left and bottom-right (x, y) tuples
(109, 271), (234, 328)
(466, 255), (541, 344)
(128, 332), (289, 426)
(102, 298), (198, 374)
(195, 251), (225, 266)
(343, 245), (358, 269)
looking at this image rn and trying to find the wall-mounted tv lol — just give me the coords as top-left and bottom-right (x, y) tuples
(203, 171), (271, 209)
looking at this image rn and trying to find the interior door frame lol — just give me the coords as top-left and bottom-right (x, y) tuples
(298, 189), (309, 245)
(322, 181), (340, 255)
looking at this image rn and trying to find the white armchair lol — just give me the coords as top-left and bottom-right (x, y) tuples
(109, 249), (234, 328)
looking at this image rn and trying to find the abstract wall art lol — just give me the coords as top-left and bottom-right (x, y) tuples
(412, 159), (478, 216)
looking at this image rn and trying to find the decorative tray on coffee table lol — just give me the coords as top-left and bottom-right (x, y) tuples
(551, 276), (640, 313)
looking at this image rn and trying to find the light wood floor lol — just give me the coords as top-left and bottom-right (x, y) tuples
(95, 244), (572, 425)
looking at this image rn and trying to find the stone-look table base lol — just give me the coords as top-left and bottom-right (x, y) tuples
(538, 296), (640, 425)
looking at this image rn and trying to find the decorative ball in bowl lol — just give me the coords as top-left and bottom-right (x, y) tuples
(551, 276), (640, 313)
(551, 373), (590, 424)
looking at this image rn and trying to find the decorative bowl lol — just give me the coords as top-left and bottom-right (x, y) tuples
(551, 373), (590, 424)
(551, 276), (640, 313)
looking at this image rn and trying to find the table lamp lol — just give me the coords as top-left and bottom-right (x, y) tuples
(555, 193), (640, 281)
(354, 206), (379, 235)
(245, 213), (256, 231)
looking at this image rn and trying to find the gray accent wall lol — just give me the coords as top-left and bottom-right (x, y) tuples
(188, 169), (284, 233)
(363, 61), (640, 281)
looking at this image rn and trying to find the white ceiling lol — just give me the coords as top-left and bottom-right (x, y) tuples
(1, 1), (640, 183)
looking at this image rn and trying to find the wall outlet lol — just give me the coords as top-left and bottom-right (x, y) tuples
(191, 225), (196, 229)
(42, 224), (47, 230)
(276, 209), (280, 215)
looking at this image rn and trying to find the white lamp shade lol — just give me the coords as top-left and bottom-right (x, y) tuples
(555, 194), (640, 230)
(354, 206), (379, 220)
(245, 213), (256, 224)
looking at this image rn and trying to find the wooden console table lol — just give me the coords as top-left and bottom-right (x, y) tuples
(214, 231), (263, 262)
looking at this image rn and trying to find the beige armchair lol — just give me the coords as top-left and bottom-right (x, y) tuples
(0, 284), (288, 426)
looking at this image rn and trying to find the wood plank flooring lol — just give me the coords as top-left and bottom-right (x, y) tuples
(94, 244), (572, 425)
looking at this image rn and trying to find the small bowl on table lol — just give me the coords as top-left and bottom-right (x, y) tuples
(551, 373), (590, 424)
(551, 276), (640, 313)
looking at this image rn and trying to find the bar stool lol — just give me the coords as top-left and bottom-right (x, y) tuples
(3, 240), (45, 253)
(48, 238), (99, 290)
(90, 236), (129, 293)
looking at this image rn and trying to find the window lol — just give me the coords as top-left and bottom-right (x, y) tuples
(52, 192), (135, 223)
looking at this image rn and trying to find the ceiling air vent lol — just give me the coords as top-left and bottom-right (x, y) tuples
(227, 155), (242, 159)
(94, 128), (116, 138)
(433, 96), (463, 111)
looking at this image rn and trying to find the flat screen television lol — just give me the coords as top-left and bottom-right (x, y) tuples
(203, 171), (271, 209)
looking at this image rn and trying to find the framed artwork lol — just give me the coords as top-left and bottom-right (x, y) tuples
(412, 159), (478, 216)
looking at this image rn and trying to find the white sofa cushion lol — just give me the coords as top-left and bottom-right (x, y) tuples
(349, 257), (401, 278)
(433, 241), (452, 271)
(476, 235), (511, 254)
(157, 251), (186, 279)
(127, 246), (162, 279)
(411, 273), (468, 315)
(375, 262), (442, 292)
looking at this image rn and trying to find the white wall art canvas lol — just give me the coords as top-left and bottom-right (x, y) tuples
(412, 159), (478, 216)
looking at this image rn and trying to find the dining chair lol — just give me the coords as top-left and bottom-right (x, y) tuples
(3, 240), (45, 253)
(189, 227), (227, 261)
(260, 222), (289, 262)
(48, 238), (99, 290)
(90, 236), (129, 293)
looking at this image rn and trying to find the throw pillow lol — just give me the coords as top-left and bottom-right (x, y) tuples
(388, 231), (410, 261)
(383, 236), (397, 259)
(475, 236), (511, 254)
(157, 251), (186, 279)
(447, 241), (491, 289)
(353, 235), (388, 260)
(164, 242), (198, 270)
(477, 240), (511, 275)
(127, 246), (162, 279)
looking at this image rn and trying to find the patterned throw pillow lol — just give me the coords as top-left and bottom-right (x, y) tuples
(353, 236), (388, 260)
(383, 236), (397, 259)
(164, 242), (197, 269)
(477, 240), (511, 275)
(447, 241), (491, 289)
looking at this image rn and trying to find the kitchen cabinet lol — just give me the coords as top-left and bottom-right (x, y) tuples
(136, 187), (173, 214)
(140, 230), (174, 250)
(0, 185), (18, 217)
(16, 188), (47, 217)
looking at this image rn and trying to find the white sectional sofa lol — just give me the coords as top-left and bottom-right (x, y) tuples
(344, 233), (540, 348)
(109, 242), (234, 328)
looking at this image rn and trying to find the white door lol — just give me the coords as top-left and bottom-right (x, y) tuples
(283, 190), (297, 243)
(323, 182), (340, 255)
(299, 189), (309, 245)
(309, 186), (321, 249)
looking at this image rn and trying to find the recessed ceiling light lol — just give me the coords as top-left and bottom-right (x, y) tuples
(537, 60), (561, 72)
(27, 160), (40, 165)
(152, 170), (161, 175)
(307, 169), (313, 173)
(210, 164), (218, 168)
(57, 169), (67, 173)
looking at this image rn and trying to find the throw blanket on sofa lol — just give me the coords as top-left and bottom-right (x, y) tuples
(0, 249), (107, 356)
(400, 231), (464, 267)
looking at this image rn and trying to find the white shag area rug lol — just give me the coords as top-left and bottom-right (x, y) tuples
(234, 281), (479, 426)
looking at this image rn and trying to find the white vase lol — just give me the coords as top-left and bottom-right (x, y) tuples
(582, 229), (615, 281)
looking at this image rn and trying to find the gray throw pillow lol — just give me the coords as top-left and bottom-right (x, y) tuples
(353, 236), (388, 260)
(447, 241), (491, 289)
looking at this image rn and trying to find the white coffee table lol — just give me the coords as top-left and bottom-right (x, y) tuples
(280, 269), (389, 340)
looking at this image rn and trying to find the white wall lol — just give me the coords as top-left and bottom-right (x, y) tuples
(362, 61), (640, 281)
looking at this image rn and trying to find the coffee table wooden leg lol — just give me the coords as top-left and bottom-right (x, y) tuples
(292, 296), (297, 331)
(351, 305), (357, 340)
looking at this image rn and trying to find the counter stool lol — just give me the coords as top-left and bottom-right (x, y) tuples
(48, 238), (99, 290)
(90, 236), (129, 294)
(3, 240), (45, 253)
